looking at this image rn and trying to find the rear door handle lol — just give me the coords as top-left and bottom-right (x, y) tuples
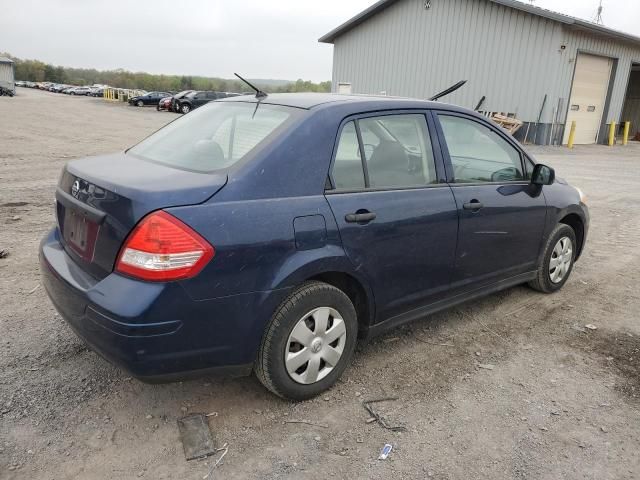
(463, 201), (484, 211)
(345, 212), (377, 223)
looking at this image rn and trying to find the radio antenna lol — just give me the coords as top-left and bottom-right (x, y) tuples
(234, 73), (268, 99)
(593, 0), (604, 25)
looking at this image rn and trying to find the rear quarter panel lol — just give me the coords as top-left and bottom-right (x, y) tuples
(168, 195), (363, 301)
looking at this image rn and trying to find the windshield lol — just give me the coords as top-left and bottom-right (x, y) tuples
(128, 102), (296, 173)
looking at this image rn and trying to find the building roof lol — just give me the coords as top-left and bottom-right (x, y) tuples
(0, 56), (15, 64)
(318, 0), (640, 46)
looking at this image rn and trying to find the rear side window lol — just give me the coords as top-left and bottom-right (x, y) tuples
(438, 115), (524, 183)
(129, 103), (295, 172)
(360, 115), (436, 188)
(330, 114), (436, 190)
(332, 122), (365, 189)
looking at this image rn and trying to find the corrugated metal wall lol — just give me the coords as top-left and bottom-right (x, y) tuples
(331, 0), (640, 129)
(0, 62), (15, 88)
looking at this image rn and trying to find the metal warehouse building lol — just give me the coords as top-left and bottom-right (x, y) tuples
(320, 0), (640, 145)
(0, 56), (15, 94)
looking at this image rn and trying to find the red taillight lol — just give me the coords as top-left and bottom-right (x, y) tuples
(115, 211), (214, 282)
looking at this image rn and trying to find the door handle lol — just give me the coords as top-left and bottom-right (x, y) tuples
(463, 201), (484, 211)
(345, 211), (377, 223)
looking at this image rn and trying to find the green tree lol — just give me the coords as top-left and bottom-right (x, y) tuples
(4, 52), (332, 93)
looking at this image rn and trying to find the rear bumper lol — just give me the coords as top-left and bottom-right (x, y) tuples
(40, 228), (290, 381)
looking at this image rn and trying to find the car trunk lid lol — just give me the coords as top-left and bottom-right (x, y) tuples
(56, 152), (227, 279)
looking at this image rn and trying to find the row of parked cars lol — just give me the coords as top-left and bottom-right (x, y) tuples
(17, 81), (247, 115)
(129, 89), (244, 114)
(17, 81), (106, 96)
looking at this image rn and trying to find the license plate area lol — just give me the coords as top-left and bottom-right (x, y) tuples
(62, 207), (100, 261)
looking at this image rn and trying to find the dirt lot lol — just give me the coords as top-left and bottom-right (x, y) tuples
(1, 88), (639, 480)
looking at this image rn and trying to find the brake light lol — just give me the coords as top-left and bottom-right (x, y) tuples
(115, 211), (214, 281)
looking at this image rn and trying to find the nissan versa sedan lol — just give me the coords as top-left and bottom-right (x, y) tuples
(40, 93), (589, 400)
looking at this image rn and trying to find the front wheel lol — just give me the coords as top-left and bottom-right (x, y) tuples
(136, 100), (144, 107)
(255, 281), (358, 400)
(528, 223), (577, 293)
(180, 103), (191, 114)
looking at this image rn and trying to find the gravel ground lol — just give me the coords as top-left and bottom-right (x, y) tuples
(1, 88), (639, 480)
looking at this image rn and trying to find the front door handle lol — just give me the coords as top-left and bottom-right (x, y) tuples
(345, 211), (377, 223)
(463, 200), (484, 211)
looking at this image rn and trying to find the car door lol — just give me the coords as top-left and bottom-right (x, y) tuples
(325, 112), (459, 322)
(434, 112), (547, 290)
(193, 92), (207, 107)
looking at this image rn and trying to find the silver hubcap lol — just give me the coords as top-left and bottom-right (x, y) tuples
(549, 236), (573, 284)
(285, 307), (347, 385)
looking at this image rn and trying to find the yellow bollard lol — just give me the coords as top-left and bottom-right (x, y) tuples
(608, 122), (616, 146)
(567, 121), (576, 149)
(623, 121), (630, 146)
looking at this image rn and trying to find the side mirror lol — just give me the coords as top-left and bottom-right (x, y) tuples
(531, 163), (555, 186)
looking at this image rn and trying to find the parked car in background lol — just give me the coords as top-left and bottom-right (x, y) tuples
(175, 91), (235, 114)
(129, 91), (170, 107)
(15, 81), (26, 87)
(66, 86), (92, 96)
(171, 90), (195, 112)
(40, 93), (589, 400)
(157, 96), (173, 111)
(89, 87), (104, 97)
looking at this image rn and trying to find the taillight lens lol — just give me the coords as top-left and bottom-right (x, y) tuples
(115, 211), (214, 282)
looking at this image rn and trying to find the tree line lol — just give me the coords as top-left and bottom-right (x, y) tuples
(3, 53), (331, 93)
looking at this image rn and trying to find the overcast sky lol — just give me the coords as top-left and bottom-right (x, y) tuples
(1, 0), (638, 82)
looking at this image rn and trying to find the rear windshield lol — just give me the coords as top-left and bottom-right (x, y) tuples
(129, 102), (296, 173)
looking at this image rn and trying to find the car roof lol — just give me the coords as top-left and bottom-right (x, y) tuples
(219, 92), (457, 112)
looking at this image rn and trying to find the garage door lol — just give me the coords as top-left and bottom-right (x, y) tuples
(563, 53), (613, 145)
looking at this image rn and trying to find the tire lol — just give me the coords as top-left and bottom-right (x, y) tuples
(180, 103), (191, 114)
(255, 281), (358, 400)
(528, 223), (577, 293)
(136, 100), (144, 107)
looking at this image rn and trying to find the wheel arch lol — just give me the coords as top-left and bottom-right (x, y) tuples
(307, 271), (374, 337)
(559, 213), (585, 259)
(269, 252), (375, 337)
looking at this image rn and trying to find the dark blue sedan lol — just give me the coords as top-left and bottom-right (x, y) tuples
(40, 93), (589, 400)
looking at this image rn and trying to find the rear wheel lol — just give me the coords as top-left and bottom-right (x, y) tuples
(528, 223), (577, 293)
(255, 281), (358, 400)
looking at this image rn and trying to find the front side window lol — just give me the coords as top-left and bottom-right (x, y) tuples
(129, 102), (295, 172)
(330, 114), (437, 190)
(438, 115), (524, 183)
